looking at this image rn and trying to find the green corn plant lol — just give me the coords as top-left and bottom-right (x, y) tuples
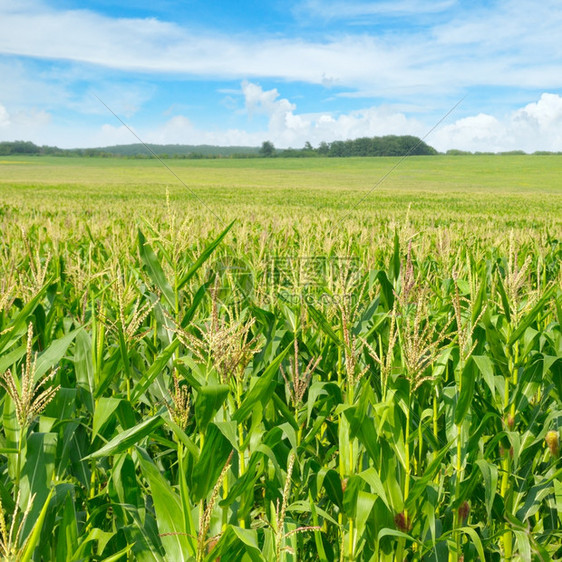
(0, 155), (561, 560)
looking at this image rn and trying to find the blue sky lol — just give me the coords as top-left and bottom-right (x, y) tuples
(1, 0), (562, 151)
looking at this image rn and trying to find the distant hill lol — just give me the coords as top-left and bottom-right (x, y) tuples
(0, 140), (260, 158)
(94, 137), (439, 157)
(95, 143), (260, 157)
(1, 136), (500, 158)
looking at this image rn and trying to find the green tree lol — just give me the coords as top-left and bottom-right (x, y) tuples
(259, 141), (275, 157)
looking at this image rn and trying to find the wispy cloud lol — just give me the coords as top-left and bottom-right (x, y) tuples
(1, 0), (561, 97)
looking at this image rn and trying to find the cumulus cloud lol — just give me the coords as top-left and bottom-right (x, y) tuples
(236, 82), (426, 147)
(112, 82), (425, 149)
(75, 82), (424, 149)
(432, 93), (562, 152)
(3, 78), (562, 153)
(242, 81), (296, 119)
(513, 93), (562, 131)
(165, 88), (562, 152)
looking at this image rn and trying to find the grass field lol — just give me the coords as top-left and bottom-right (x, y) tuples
(1, 154), (561, 240)
(0, 154), (561, 561)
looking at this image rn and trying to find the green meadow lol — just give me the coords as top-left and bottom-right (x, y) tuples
(0, 154), (561, 560)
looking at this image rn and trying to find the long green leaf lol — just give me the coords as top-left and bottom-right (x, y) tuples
(508, 283), (557, 345)
(34, 327), (82, 382)
(458, 526), (486, 561)
(180, 280), (212, 328)
(86, 416), (164, 459)
(20, 432), (57, 539)
(306, 302), (341, 345)
(0, 284), (49, 352)
(406, 441), (453, 509)
(91, 397), (122, 441)
(455, 357), (476, 425)
(359, 467), (390, 510)
(0, 343), (26, 374)
(138, 229), (175, 309)
(191, 423), (232, 502)
(177, 220), (236, 291)
(205, 525), (263, 562)
(495, 269), (512, 323)
(476, 459), (498, 519)
(20, 488), (54, 562)
(137, 449), (193, 560)
(473, 355), (496, 396)
(233, 343), (291, 423)
(0, 283), (50, 354)
(194, 384), (230, 433)
(74, 329), (95, 412)
(130, 339), (180, 403)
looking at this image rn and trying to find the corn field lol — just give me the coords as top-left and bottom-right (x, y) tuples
(1, 160), (562, 561)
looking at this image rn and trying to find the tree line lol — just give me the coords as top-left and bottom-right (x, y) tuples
(5, 137), (559, 159)
(262, 135), (438, 157)
(0, 141), (115, 157)
(0, 137), (438, 159)
(0, 141), (260, 158)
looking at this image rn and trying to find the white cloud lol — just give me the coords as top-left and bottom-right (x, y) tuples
(70, 82), (423, 149)
(91, 124), (140, 147)
(235, 82), (425, 147)
(513, 93), (562, 131)
(145, 117), (258, 148)
(431, 94), (562, 152)
(155, 89), (562, 152)
(1, 0), (562, 97)
(3, 0), (562, 153)
(242, 81), (296, 118)
(0, 58), (155, 123)
(0, 9), (405, 93)
(6, 80), (562, 153)
(0, 59), (71, 109)
(432, 114), (503, 152)
(0, 103), (52, 142)
(121, 82), (426, 149)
